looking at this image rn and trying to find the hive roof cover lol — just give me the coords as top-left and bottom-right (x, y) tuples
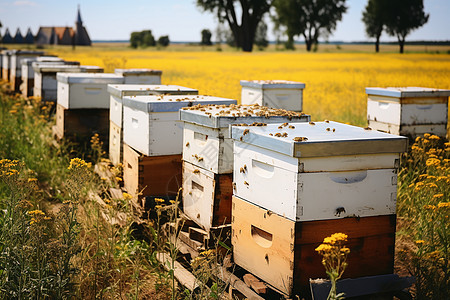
(231, 121), (408, 157)
(115, 68), (162, 75)
(107, 84), (198, 98)
(365, 87), (450, 98)
(240, 80), (305, 89)
(57, 72), (124, 83)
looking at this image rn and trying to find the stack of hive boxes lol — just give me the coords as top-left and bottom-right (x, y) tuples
(230, 121), (407, 297)
(121, 95), (236, 201)
(366, 87), (450, 138)
(9, 50), (45, 92)
(240, 80), (306, 112)
(115, 68), (162, 84)
(55, 73), (124, 143)
(107, 84), (199, 166)
(21, 56), (64, 97)
(2, 50), (15, 81)
(180, 104), (310, 233)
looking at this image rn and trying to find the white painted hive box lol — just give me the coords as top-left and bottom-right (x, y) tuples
(21, 57), (64, 83)
(115, 68), (162, 84)
(10, 51), (44, 83)
(80, 65), (104, 73)
(181, 104), (311, 174)
(57, 73), (124, 109)
(122, 95), (237, 156)
(240, 80), (306, 112)
(2, 50), (13, 81)
(108, 84), (199, 128)
(231, 121), (408, 222)
(366, 87), (450, 137)
(33, 63), (82, 101)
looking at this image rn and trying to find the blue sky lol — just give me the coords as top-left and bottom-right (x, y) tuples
(1, 0), (449, 42)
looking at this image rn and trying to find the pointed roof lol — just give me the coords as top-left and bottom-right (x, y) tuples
(2, 28), (13, 43)
(13, 28), (24, 44)
(24, 28), (34, 44)
(76, 4), (83, 24)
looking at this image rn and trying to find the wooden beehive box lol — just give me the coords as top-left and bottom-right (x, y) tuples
(366, 87), (450, 138)
(232, 195), (396, 297)
(231, 121), (407, 222)
(10, 50), (44, 92)
(122, 95), (237, 157)
(114, 68), (162, 84)
(180, 104), (310, 174)
(56, 73), (124, 109)
(55, 103), (109, 144)
(21, 57), (64, 97)
(2, 50), (13, 81)
(123, 143), (182, 198)
(33, 63), (81, 102)
(240, 80), (306, 112)
(182, 160), (233, 232)
(107, 84), (199, 165)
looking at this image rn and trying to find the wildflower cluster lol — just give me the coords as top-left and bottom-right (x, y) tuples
(28, 209), (51, 225)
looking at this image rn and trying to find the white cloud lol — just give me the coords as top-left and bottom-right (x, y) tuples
(13, 0), (37, 6)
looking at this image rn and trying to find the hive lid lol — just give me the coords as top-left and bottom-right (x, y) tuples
(240, 80), (305, 89)
(13, 50), (45, 56)
(365, 87), (450, 98)
(231, 121), (408, 158)
(36, 56), (63, 62)
(56, 73), (124, 84)
(115, 68), (162, 76)
(107, 84), (198, 98)
(180, 104), (311, 128)
(122, 95), (237, 113)
(80, 65), (104, 72)
(32, 63), (81, 73)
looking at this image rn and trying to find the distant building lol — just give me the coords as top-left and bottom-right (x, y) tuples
(2, 28), (13, 44)
(13, 28), (24, 44)
(35, 6), (91, 46)
(24, 28), (34, 44)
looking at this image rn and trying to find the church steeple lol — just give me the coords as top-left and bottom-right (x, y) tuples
(76, 4), (82, 24)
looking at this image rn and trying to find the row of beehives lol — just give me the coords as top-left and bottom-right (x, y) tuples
(2, 48), (449, 298)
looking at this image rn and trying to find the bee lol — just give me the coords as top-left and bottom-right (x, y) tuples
(198, 156), (203, 162)
(275, 133), (282, 137)
(309, 122), (315, 125)
(332, 128), (336, 132)
(243, 129), (250, 135)
(269, 133), (273, 136)
(244, 181), (249, 186)
(240, 136), (243, 141)
(289, 125), (295, 129)
(233, 182), (236, 190)
(364, 127), (372, 130)
(326, 128), (331, 131)
(240, 167), (245, 173)
(335, 207), (346, 217)
(193, 169), (200, 174)
(293, 136), (308, 142)
(325, 120), (330, 123)
(281, 132), (288, 137)
(244, 164), (247, 171)
(282, 122), (288, 127)
(185, 142), (190, 147)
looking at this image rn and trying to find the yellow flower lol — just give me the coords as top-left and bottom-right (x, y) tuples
(415, 240), (425, 245)
(429, 135), (440, 140)
(423, 204), (436, 210)
(122, 192), (132, 200)
(68, 158), (91, 170)
(155, 205), (163, 209)
(426, 158), (440, 167)
(340, 247), (350, 254)
(315, 243), (333, 253)
(423, 133), (431, 139)
(28, 210), (45, 216)
(28, 178), (37, 183)
(154, 198), (165, 203)
(169, 200), (176, 204)
(425, 183), (438, 189)
(115, 177), (122, 182)
(9, 109), (17, 114)
(433, 194), (444, 199)
(437, 202), (450, 209)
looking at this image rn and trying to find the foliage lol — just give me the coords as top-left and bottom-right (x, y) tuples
(362, 0), (388, 52)
(254, 20), (269, 50)
(201, 29), (213, 46)
(130, 30), (156, 48)
(315, 233), (350, 300)
(273, 0), (347, 51)
(384, 0), (429, 53)
(397, 134), (450, 299)
(157, 35), (170, 47)
(196, 0), (272, 52)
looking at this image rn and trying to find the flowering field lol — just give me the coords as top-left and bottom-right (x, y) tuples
(51, 47), (450, 126)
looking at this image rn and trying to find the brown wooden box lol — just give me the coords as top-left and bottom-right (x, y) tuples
(182, 161), (233, 232)
(232, 195), (396, 298)
(123, 143), (182, 199)
(55, 104), (109, 146)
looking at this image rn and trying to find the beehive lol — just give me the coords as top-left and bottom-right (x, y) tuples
(180, 104), (310, 174)
(232, 195), (396, 297)
(80, 65), (105, 73)
(122, 95), (236, 156)
(231, 121), (407, 222)
(21, 57), (64, 97)
(9, 50), (44, 92)
(33, 63), (81, 102)
(182, 160), (233, 232)
(2, 50), (14, 81)
(107, 84), (198, 165)
(56, 73), (124, 109)
(123, 143), (182, 198)
(240, 80), (306, 112)
(366, 87), (450, 138)
(114, 68), (162, 84)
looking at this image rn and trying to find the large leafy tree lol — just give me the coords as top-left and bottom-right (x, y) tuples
(196, 0), (272, 52)
(273, 0), (347, 51)
(362, 0), (388, 53)
(384, 0), (429, 53)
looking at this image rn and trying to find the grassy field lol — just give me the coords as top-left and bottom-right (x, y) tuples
(32, 43), (450, 127)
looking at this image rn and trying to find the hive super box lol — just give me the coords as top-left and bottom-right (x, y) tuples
(9, 50), (44, 92)
(366, 87), (450, 138)
(240, 80), (306, 112)
(2, 50), (14, 81)
(122, 95), (236, 197)
(231, 121), (407, 222)
(180, 104), (310, 232)
(107, 84), (198, 165)
(20, 56), (64, 97)
(115, 68), (162, 84)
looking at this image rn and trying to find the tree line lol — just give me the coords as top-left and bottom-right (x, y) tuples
(195, 0), (429, 53)
(130, 30), (170, 48)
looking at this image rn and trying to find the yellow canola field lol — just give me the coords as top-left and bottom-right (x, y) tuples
(52, 49), (450, 126)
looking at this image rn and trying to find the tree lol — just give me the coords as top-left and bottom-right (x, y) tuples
(201, 29), (213, 45)
(130, 30), (155, 48)
(157, 35), (170, 47)
(362, 0), (388, 52)
(384, 0), (429, 53)
(254, 20), (269, 50)
(273, 0), (347, 52)
(196, 0), (272, 52)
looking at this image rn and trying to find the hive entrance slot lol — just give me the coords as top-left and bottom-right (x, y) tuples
(251, 225), (273, 248)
